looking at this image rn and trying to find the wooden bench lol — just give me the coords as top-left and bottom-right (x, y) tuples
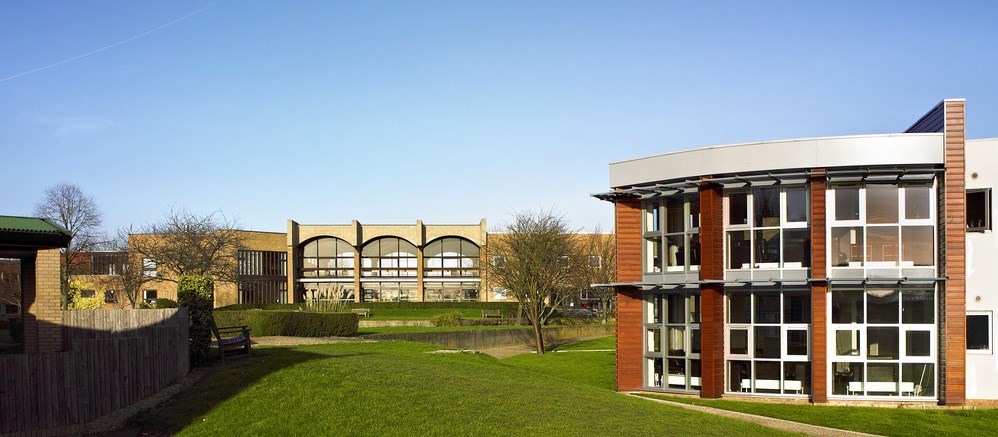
(210, 318), (251, 360)
(351, 308), (371, 317)
(482, 309), (502, 319)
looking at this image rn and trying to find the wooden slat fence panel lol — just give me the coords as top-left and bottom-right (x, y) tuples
(0, 308), (189, 436)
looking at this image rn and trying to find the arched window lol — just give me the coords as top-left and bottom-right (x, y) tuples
(300, 237), (355, 278)
(423, 237), (480, 277)
(361, 237), (417, 277)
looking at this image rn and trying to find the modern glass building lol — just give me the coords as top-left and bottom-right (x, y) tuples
(597, 99), (996, 405)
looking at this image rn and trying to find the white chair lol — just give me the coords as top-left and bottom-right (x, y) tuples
(740, 379), (752, 392)
(784, 380), (803, 394)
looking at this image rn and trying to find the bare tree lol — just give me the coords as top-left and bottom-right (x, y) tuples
(487, 210), (588, 354)
(34, 183), (105, 308)
(0, 259), (21, 312)
(129, 208), (245, 284)
(582, 227), (617, 324)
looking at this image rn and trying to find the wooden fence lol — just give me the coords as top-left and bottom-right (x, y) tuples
(0, 309), (189, 436)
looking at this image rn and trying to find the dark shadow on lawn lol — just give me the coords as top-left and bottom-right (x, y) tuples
(129, 347), (372, 435)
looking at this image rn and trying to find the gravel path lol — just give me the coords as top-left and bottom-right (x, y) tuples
(630, 393), (882, 437)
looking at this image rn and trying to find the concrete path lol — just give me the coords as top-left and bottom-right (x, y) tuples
(629, 393), (882, 437)
(480, 344), (536, 359)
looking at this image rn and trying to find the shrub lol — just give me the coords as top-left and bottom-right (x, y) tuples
(216, 302), (518, 312)
(70, 290), (105, 310)
(213, 311), (358, 337)
(177, 275), (215, 365)
(430, 311), (463, 327)
(155, 298), (178, 309)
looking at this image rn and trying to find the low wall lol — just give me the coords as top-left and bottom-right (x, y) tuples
(361, 324), (615, 350)
(358, 320), (433, 328)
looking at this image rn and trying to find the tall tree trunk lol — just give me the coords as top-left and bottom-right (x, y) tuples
(533, 319), (545, 355)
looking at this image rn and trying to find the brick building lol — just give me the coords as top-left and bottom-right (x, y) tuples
(596, 99), (996, 404)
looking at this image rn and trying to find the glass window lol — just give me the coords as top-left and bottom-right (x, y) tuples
(689, 196), (701, 229)
(967, 313), (991, 351)
(867, 290), (899, 324)
(867, 227), (899, 265)
(728, 293), (751, 324)
(754, 361), (781, 393)
(729, 360), (751, 392)
(783, 290), (810, 323)
(727, 231), (750, 269)
(866, 184), (899, 224)
(666, 197), (684, 233)
(648, 328), (661, 353)
(830, 227), (864, 267)
(688, 294), (701, 324)
(753, 229), (780, 266)
(901, 226), (934, 267)
(689, 234), (701, 269)
(832, 291), (864, 324)
(729, 192), (748, 225)
(754, 327), (781, 358)
(868, 327), (900, 359)
(667, 327), (686, 355)
(786, 189), (808, 223)
(730, 329), (749, 355)
(901, 290), (934, 324)
(904, 185), (931, 220)
(902, 363), (934, 396)
(836, 330), (860, 356)
(754, 291), (780, 324)
(782, 229), (810, 268)
(967, 189), (991, 232)
(645, 237), (662, 273)
(647, 203), (661, 232)
(835, 187), (860, 221)
(666, 294), (685, 324)
(832, 362), (863, 395)
(867, 363), (899, 394)
(906, 331), (931, 356)
(784, 362), (811, 395)
(753, 187), (780, 227)
(665, 235), (685, 271)
(424, 237), (480, 277)
(787, 330), (808, 356)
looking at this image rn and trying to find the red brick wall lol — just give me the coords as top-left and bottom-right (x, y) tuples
(810, 172), (828, 403)
(942, 100), (967, 406)
(615, 197), (644, 390)
(699, 182), (725, 398)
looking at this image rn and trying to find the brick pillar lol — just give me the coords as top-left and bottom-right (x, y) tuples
(699, 181), (725, 398)
(941, 100), (967, 406)
(615, 196), (643, 391)
(810, 171), (828, 403)
(27, 249), (63, 352)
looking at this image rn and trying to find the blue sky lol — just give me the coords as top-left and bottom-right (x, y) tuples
(3, 0), (997, 234)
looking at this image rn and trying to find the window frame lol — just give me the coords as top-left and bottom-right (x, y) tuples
(967, 188), (992, 233)
(643, 194), (701, 274)
(967, 311), (993, 354)
(723, 186), (811, 274)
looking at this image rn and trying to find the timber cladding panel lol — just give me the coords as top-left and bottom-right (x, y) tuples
(616, 287), (644, 391)
(698, 182), (725, 397)
(614, 197), (644, 391)
(699, 183), (724, 281)
(809, 171), (828, 403)
(942, 100), (967, 406)
(615, 197), (642, 283)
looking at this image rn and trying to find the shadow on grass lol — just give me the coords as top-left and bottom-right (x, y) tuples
(129, 347), (372, 434)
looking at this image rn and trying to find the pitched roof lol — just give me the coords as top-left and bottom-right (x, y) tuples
(0, 215), (72, 249)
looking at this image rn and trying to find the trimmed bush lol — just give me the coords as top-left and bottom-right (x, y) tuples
(430, 311), (463, 327)
(216, 302), (518, 312)
(155, 298), (179, 309)
(213, 311), (359, 337)
(177, 275), (215, 365)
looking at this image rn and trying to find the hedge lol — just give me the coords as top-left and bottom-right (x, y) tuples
(217, 302), (518, 312)
(214, 311), (359, 337)
(177, 275), (215, 365)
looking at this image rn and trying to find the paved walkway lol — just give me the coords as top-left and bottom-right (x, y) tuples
(629, 393), (882, 437)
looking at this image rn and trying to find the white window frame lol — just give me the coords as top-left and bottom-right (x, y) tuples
(967, 311), (993, 354)
(723, 186), (811, 274)
(827, 287), (938, 400)
(643, 291), (702, 392)
(826, 182), (937, 277)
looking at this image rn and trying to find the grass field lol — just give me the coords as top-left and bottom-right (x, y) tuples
(356, 324), (526, 335)
(132, 339), (796, 436)
(502, 336), (616, 390)
(640, 394), (998, 437)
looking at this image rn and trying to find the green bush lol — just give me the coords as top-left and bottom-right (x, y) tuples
(155, 298), (179, 309)
(70, 290), (105, 310)
(430, 311), (463, 327)
(217, 302), (518, 312)
(177, 275), (215, 365)
(213, 311), (359, 337)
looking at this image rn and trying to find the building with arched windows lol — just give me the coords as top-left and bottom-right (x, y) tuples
(597, 99), (998, 405)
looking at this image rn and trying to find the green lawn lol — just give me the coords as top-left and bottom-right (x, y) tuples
(640, 394), (998, 437)
(132, 340), (797, 436)
(363, 308), (489, 320)
(356, 324), (525, 335)
(502, 336), (617, 390)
